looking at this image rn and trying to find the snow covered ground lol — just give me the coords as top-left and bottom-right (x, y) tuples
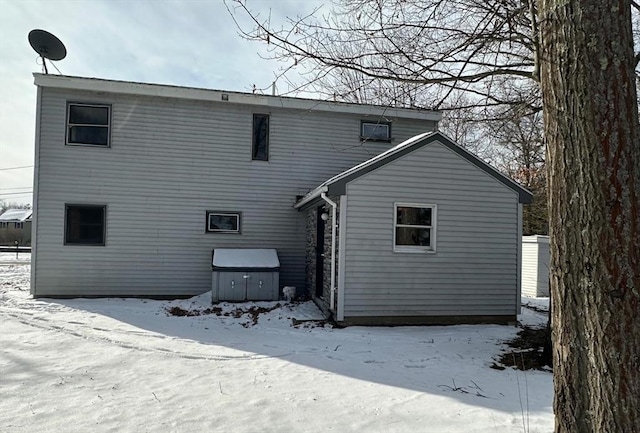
(0, 253), (553, 432)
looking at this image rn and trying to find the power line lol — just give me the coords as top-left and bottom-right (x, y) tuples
(0, 187), (33, 191)
(0, 165), (34, 171)
(0, 192), (33, 196)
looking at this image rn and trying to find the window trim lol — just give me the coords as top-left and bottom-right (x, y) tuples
(393, 202), (437, 253)
(252, 113), (270, 161)
(206, 211), (242, 234)
(361, 120), (392, 142)
(66, 102), (112, 147)
(64, 204), (107, 246)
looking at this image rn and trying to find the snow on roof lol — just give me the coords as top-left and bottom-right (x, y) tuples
(523, 235), (549, 243)
(0, 209), (32, 222)
(212, 249), (280, 269)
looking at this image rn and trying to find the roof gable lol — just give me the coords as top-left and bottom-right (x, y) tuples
(295, 131), (533, 209)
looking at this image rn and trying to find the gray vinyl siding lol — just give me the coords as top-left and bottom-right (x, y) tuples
(32, 87), (436, 297)
(342, 141), (519, 317)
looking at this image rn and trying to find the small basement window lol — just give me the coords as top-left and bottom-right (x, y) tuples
(361, 121), (391, 141)
(394, 203), (436, 252)
(65, 204), (106, 246)
(207, 211), (241, 234)
(66, 103), (111, 147)
(252, 113), (269, 161)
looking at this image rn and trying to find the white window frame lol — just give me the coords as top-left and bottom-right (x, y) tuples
(206, 211), (241, 234)
(66, 102), (111, 147)
(361, 121), (391, 142)
(393, 202), (437, 253)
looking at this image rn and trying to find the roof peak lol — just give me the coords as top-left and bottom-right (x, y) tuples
(295, 131), (533, 209)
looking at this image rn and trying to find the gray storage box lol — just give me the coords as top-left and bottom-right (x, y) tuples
(211, 249), (280, 302)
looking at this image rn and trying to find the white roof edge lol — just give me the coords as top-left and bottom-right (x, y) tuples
(293, 186), (328, 210)
(33, 74), (442, 122)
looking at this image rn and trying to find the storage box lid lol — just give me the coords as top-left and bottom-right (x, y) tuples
(212, 248), (280, 269)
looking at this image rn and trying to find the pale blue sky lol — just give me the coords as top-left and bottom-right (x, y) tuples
(0, 0), (323, 205)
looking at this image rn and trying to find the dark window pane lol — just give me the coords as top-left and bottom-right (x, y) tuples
(396, 227), (431, 247)
(362, 122), (390, 140)
(65, 205), (105, 245)
(68, 126), (109, 146)
(252, 114), (269, 160)
(209, 214), (239, 232)
(396, 207), (432, 226)
(69, 105), (109, 125)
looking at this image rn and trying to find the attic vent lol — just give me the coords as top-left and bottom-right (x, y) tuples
(221, 94), (229, 101)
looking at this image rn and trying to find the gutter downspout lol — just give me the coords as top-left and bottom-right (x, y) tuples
(320, 192), (337, 312)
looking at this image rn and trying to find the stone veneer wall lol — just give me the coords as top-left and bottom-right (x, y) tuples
(304, 197), (340, 317)
(304, 209), (318, 300)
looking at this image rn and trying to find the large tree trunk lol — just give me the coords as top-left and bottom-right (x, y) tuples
(538, 1), (640, 432)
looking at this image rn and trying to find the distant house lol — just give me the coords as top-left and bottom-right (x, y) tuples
(0, 208), (33, 245)
(30, 73), (531, 325)
(521, 235), (550, 297)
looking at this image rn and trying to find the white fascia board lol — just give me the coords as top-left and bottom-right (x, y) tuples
(33, 74), (442, 122)
(293, 186), (328, 210)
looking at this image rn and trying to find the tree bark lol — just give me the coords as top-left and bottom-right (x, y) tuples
(539, 1), (640, 432)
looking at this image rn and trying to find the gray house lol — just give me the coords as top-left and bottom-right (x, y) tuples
(30, 74), (531, 325)
(296, 132), (532, 325)
(30, 74), (439, 300)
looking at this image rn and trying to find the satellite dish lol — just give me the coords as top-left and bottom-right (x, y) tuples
(28, 29), (66, 74)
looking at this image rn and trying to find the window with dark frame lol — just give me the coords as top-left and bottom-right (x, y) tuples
(252, 113), (269, 161)
(66, 103), (111, 147)
(206, 211), (241, 233)
(361, 121), (391, 141)
(394, 204), (436, 252)
(65, 204), (106, 246)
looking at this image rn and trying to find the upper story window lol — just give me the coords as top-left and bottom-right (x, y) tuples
(66, 103), (111, 147)
(394, 203), (436, 253)
(65, 204), (107, 246)
(252, 113), (269, 161)
(361, 121), (391, 142)
(206, 211), (241, 234)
